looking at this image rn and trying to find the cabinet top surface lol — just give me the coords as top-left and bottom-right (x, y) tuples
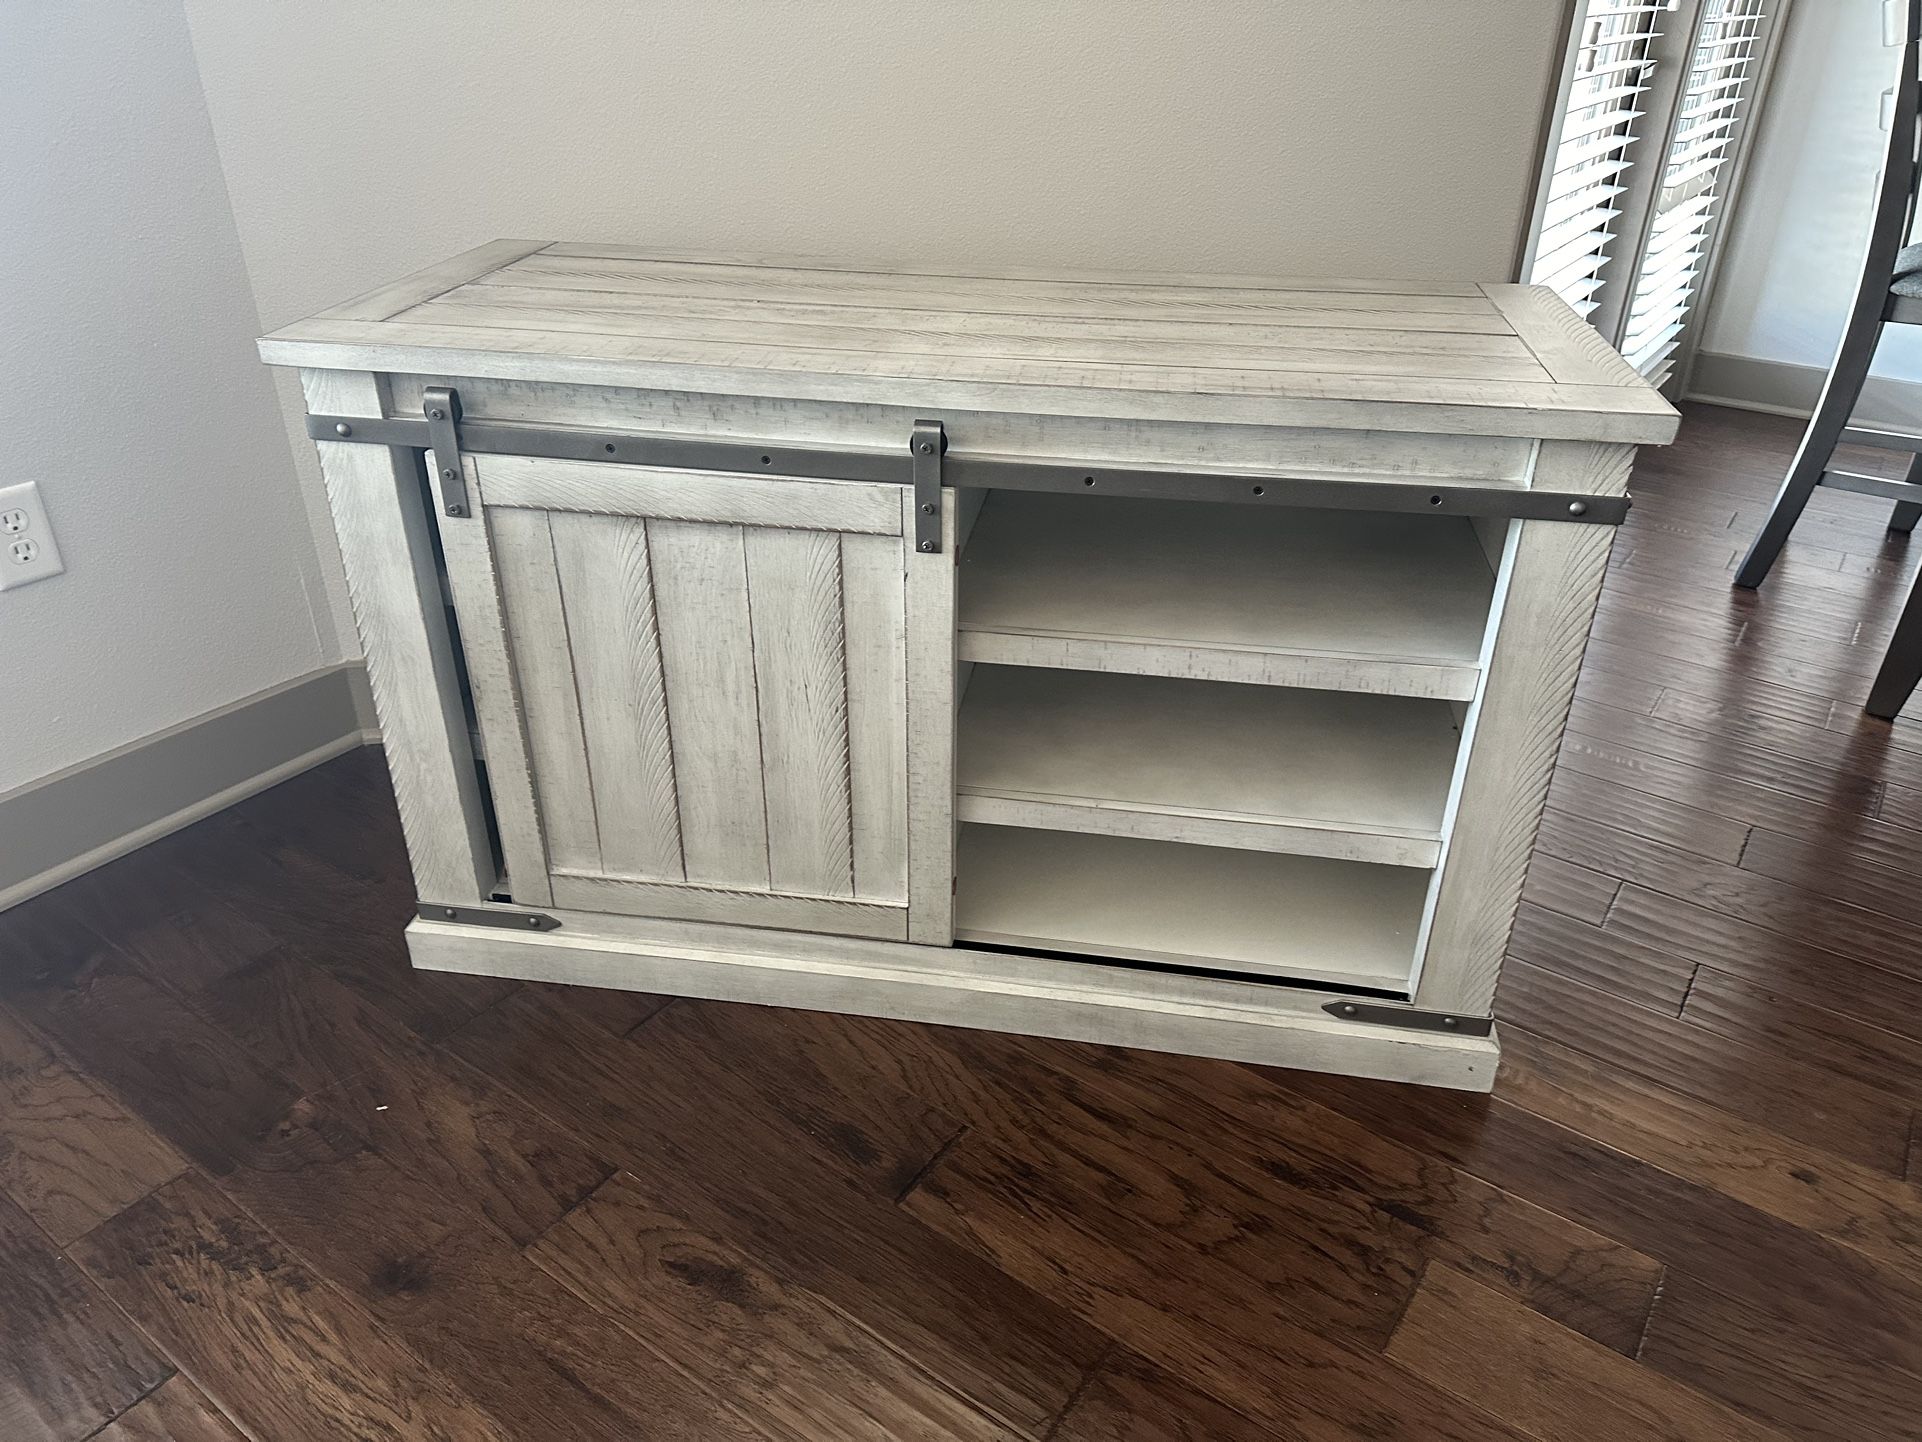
(260, 239), (1679, 444)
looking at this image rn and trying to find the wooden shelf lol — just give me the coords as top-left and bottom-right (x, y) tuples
(957, 667), (1460, 867)
(958, 492), (1498, 700)
(954, 825), (1427, 991)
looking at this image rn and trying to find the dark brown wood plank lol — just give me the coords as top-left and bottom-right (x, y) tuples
(1639, 1269), (1922, 1442)
(0, 917), (302, 1177)
(1386, 1263), (1789, 1442)
(1608, 885), (1922, 1043)
(624, 998), (963, 1198)
(1740, 822), (1922, 928)
(1047, 1352), (1278, 1442)
(1276, 1066), (1922, 1378)
(522, 979), (674, 1035)
(1537, 812), (1922, 984)
(1682, 966), (1922, 1108)
(1542, 767), (1750, 864)
(1504, 902), (1696, 1015)
(445, 989), (1106, 1437)
(369, 1231), (779, 1442)
(905, 1130), (1526, 1441)
(680, 1002), (1663, 1354)
(157, 809), (514, 1038)
(91, 1377), (246, 1442)
(199, 950), (612, 1244)
(530, 1170), (1021, 1440)
(1517, 852), (1618, 925)
(1566, 695), (1884, 811)
(0, 1006), (186, 1245)
(0, 1190), (170, 1442)
(1498, 960), (1910, 1174)
(22, 851), (281, 994)
(68, 1171), (515, 1442)
(225, 746), (410, 893)
(1495, 1029), (1922, 1284)
(1557, 726), (1878, 838)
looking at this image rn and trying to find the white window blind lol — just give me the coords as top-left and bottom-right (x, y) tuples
(1532, 1), (1667, 317)
(1621, 0), (1771, 387)
(1527, 0), (1787, 391)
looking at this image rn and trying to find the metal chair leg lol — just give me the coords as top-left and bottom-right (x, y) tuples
(1892, 451), (1922, 533)
(1867, 559), (1922, 716)
(1735, 323), (1888, 587)
(1738, 4), (1921, 588)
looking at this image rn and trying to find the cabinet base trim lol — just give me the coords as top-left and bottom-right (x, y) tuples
(406, 910), (1498, 1091)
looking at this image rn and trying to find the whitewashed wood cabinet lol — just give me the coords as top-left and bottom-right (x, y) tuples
(262, 240), (1677, 1091)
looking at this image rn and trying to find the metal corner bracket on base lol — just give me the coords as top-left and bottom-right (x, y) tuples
(309, 390), (1628, 526)
(419, 902), (560, 932)
(1322, 1000), (1494, 1037)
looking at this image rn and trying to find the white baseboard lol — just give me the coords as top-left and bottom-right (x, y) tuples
(1686, 350), (1922, 429)
(0, 662), (376, 912)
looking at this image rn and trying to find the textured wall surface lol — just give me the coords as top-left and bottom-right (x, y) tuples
(1701, 0), (1922, 384)
(1, 2), (331, 792)
(182, 0), (1573, 651)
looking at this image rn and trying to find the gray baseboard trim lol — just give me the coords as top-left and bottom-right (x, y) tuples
(0, 661), (378, 912)
(1686, 350), (1922, 430)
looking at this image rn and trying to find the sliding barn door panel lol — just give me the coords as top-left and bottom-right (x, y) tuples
(444, 454), (948, 941)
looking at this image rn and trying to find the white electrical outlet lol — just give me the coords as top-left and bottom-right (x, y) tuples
(0, 482), (65, 591)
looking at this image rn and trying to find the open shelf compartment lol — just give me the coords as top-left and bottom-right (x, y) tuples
(957, 491), (1500, 701)
(957, 665), (1461, 867)
(954, 824), (1427, 992)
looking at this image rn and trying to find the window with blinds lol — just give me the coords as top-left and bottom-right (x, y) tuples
(1527, 0), (1787, 391)
(1532, 2), (1667, 318)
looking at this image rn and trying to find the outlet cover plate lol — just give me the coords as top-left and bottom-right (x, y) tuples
(0, 481), (65, 591)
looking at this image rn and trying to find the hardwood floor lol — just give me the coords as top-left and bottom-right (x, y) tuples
(4, 402), (1922, 1440)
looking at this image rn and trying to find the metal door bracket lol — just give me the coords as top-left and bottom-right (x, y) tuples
(1322, 1000), (1494, 1037)
(418, 902), (560, 931)
(911, 419), (946, 553)
(424, 386), (470, 517)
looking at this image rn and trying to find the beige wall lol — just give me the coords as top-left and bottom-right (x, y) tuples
(1699, 0), (1922, 390)
(1, 1), (332, 791)
(181, 0), (1574, 651)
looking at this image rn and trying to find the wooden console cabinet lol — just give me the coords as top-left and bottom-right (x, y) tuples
(261, 240), (1676, 1090)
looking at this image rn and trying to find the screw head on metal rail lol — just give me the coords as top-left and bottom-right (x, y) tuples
(446, 503), (466, 517)
(918, 540), (936, 552)
(918, 442), (935, 454)
(334, 422), (353, 437)
(1568, 500), (1589, 516)
(429, 408), (446, 421)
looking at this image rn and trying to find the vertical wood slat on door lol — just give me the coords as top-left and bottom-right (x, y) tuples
(841, 532), (909, 902)
(745, 528), (856, 897)
(491, 508), (602, 873)
(650, 519), (771, 890)
(549, 512), (685, 881)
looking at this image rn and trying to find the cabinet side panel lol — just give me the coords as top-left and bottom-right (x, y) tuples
(1415, 442), (1632, 1014)
(490, 508), (603, 872)
(745, 528), (856, 897)
(905, 490), (959, 943)
(842, 531), (910, 903)
(650, 520), (772, 890)
(548, 512), (685, 880)
(300, 369), (493, 903)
